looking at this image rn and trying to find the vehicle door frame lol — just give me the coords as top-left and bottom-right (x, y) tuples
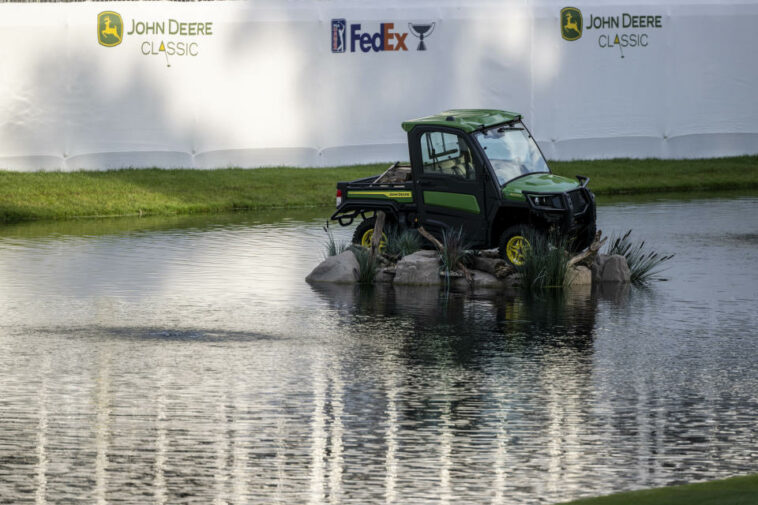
(408, 125), (493, 247)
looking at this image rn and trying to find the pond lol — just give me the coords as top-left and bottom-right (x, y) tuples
(0, 195), (756, 504)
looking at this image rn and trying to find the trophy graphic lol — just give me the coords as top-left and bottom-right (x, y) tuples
(408, 22), (435, 51)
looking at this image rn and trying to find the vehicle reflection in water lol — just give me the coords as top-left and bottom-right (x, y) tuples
(304, 282), (634, 502)
(310, 281), (612, 351)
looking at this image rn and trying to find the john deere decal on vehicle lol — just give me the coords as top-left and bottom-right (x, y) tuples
(330, 109), (597, 266)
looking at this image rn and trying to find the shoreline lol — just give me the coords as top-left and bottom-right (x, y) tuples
(1, 156), (756, 224)
(557, 473), (757, 505)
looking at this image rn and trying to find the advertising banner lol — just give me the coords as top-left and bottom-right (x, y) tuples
(0, 0), (756, 170)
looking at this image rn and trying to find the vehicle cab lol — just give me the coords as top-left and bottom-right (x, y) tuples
(402, 109), (596, 259)
(331, 109), (596, 265)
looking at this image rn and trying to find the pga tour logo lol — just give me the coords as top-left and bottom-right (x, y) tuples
(331, 19), (435, 53)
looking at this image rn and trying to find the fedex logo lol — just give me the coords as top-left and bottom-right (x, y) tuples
(350, 23), (408, 52)
(331, 19), (434, 53)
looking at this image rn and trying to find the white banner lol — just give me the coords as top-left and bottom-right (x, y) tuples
(0, 0), (756, 171)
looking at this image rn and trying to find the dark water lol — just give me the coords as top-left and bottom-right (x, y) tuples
(0, 197), (757, 504)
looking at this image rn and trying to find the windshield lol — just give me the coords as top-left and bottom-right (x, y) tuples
(474, 122), (549, 185)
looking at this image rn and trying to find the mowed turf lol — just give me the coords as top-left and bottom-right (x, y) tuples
(0, 156), (756, 223)
(557, 473), (758, 505)
(551, 156), (758, 195)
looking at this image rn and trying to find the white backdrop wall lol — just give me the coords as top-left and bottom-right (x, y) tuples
(0, 0), (756, 171)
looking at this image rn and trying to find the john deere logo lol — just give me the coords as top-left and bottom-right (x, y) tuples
(98, 11), (123, 47)
(561, 7), (582, 41)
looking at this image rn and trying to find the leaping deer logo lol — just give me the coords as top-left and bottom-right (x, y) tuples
(564, 13), (579, 34)
(560, 7), (583, 41)
(98, 11), (123, 47)
(102, 17), (121, 43)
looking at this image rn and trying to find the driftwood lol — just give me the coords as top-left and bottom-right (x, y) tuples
(370, 211), (386, 260)
(495, 264), (516, 279)
(471, 256), (515, 279)
(567, 230), (607, 268)
(478, 249), (501, 259)
(417, 226), (473, 284)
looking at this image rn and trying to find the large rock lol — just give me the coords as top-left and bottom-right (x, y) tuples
(375, 266), (396, 284)
(566, 265), (592, 286)
(592, 254), (631, 283)
(393, 250), (441, 286)
(450, 269), (507, 290)
(305, 250), (359, 284)
(596, 281), (631, 304)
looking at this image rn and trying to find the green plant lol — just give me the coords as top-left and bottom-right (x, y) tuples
(384, 227), (422, 258)
(439, 227), (473, 276)
(352, 246), (378, 284)
(323, 225), (349, 258)
(519, 230), (570, 290)
(606, 230), (674, 284)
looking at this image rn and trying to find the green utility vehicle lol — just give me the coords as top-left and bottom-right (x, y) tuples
(330, 109), (596, 266)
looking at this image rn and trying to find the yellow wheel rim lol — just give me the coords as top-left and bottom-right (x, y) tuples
(506, 235), (529, 266)
(361, 228), (387, 250)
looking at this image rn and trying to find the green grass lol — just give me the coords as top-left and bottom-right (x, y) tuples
(550, 156), (758, 195)
(606, 229), (675, 284)
(0, 165), (384, 223)
(322, 225), (350, 259)
(384, 227), (422, 259)
(0, 156), (756, 224)
(439, 227), (473, 276)
(557, 473), (758, 505)
(352, 246), (378, 284)
(519, 230), (571, 291)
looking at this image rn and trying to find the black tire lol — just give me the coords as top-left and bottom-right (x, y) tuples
(498, 225), (536, 267)
(352, 217), (392, 247)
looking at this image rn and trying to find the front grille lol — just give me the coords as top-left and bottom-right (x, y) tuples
(568, 190), (588, 214)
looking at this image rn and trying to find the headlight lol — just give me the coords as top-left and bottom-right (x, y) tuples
(530, 195), (563, 209)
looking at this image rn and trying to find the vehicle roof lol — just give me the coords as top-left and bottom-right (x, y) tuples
(401, 109), (521, 133)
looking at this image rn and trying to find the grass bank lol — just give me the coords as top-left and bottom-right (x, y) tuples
(1, 156), (756, 223)
(558, 473), (758, 505)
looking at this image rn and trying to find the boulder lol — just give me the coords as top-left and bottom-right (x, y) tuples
(592, 254), (631, 283)
(566, 265), (592, 286)
(375, 266), (396, 284)
(305, 250), (359, 284)
(596, 281), (631, 304)
(451, 269), (506, 290)
(393, 250), (441, 286)
(591, 254), (606, 284)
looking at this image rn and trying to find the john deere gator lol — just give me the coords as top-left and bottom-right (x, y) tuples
(330, 109), (596, 266)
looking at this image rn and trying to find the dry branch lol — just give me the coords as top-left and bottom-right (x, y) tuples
(567, 230), (607, 268)
(370, 211), (386, 260)
(418, 226), (472, 284)
(472, 256), (514, 279)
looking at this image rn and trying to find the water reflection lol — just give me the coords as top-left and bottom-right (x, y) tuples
(310, 282), (615, 351)
(0, 197), (757, 504)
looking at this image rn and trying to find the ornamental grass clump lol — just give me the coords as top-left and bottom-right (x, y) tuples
(352, 246), (378, 285)
(322, 225), (350, 258)
(384, 227), (422, 259)
(439, 227), (473, 277)
(519, 231), (571, 291)
(606, 230), (674, 284)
